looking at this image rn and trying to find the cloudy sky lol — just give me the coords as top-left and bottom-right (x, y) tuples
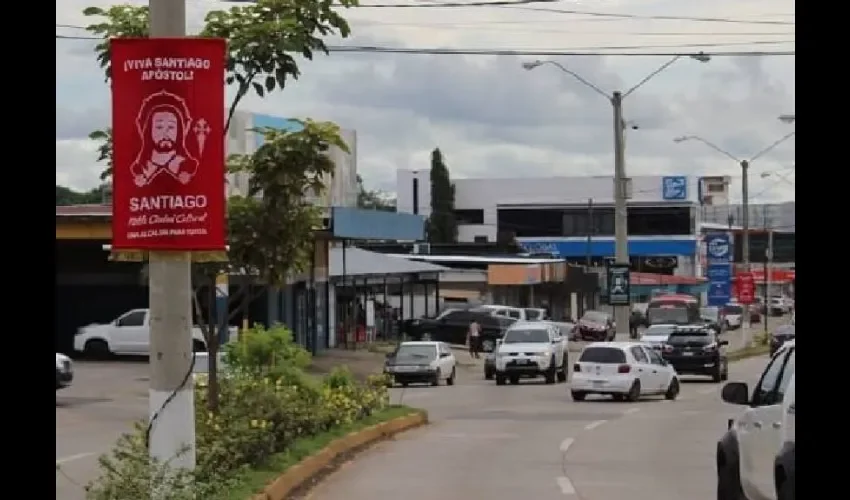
(56, 0), (795, 204)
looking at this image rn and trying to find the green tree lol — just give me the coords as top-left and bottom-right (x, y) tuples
(82, 0), (355, 411)
(356, 174), (396, 212)
(426, 148), (457, 243)
(56, 185), (107, 206)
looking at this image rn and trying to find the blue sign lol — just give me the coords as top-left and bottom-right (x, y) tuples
(707, 263), (732, 306)
(705, 233), (731, 264)
(662, 176), (688, 200)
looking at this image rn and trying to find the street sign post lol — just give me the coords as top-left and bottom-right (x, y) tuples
(606, 263), (631, 306)
(705, 233), (732, 307)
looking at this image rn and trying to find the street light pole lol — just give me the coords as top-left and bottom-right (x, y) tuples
(147, 0), (196, 474)
(740, 159), (750, 269)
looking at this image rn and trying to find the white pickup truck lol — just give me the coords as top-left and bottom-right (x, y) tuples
(73, 308), (238, 358)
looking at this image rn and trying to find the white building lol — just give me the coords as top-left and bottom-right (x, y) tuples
(226, 110), (358, 208)
(396, 171), (735, 277)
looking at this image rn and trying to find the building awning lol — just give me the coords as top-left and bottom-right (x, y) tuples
(330, 247), (448, 278)
(441, 289), (482, 301)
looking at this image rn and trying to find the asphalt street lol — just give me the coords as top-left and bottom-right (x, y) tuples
(306, 340), (771, 500)
(56, 361), (150, 500)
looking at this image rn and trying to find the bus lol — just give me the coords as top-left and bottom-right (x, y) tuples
(646, 293), (701, 325)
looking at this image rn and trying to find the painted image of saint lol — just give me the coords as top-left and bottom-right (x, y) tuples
(130, 91), (200, 187)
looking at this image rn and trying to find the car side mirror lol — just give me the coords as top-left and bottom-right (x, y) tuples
(440, 352), (450, 358)
(721, 382), (750, 405)
(719, 340), (729, 346)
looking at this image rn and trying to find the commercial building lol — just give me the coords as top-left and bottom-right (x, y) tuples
(396, 171), (717, 276)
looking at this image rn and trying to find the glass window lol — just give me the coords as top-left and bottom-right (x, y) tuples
(753, 348), (792, 406)
(118, 310), (146, 327)
(630, 346), (649, 363)
(503, 329), (550, 344)
(507, 310), (522, 319)
(646, 348), (665, 365)
(579, 347), (626, 364)
(776, 349), (795, 401)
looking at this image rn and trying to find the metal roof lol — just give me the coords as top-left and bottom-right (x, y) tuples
(330, 247), (448, 278)
(383, 254), (564, 264)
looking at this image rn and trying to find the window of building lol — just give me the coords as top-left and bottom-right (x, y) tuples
(627, 206), (691, 236)
(497, 209), (563, 237)
(453, 209), (485, 225)
(473, 235), (488, 243)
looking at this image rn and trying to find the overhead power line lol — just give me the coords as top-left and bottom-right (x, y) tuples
(55, 33), (795, 56)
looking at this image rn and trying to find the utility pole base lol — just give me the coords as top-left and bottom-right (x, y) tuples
(149, 387), (196, 471)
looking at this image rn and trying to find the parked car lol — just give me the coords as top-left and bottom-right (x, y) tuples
(716, 340), (796, 500)
(474, 304), (539, 322)
(407, 309), (516, 352)
(73, 309), (239, 358)
(570, 342), (680, 402)
(769, 297), (792, 316)
(661, 325), (729, 382)
(493, 322), (569, 385)
(56, 353), (74, 390)
(574, 310), (616, 341)
(770, 324), (796, 356)
(384, 341), (457, 387)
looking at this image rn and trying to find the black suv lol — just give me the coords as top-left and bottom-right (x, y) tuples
(661, 325), (729, 382)
(408, 309), (516, 351)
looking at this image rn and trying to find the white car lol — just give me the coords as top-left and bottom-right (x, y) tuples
(717, 340), (796, 500)
(639, 324), (677, 350)
(56, 353), (74, 390)
(494, 322), (569, 385)
(73, 308), (238, 358)
(571, 341), (680, 402)
(384, 341), (457, 387)
(722, 304), (745, 329)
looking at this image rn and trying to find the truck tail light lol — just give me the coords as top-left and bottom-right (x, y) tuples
(618, 364), (631, 374)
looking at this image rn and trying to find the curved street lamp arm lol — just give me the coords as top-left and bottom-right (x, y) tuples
(623, 55), (681, 99)
(750, 131), (796, 163)
(540, 61), (612, 101)
(684, 136), (741, 163)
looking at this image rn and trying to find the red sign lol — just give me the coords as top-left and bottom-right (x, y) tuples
(111, 38), (226, 251)
(736, 272), (755, 304)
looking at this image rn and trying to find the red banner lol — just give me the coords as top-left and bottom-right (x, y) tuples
(111, 38), (226, 251)
(736, 272), (755, 304)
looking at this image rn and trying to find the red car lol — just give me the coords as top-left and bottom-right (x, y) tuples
(575, 310), (616, 342)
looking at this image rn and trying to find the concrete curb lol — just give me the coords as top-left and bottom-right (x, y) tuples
(251, 411), (428, 500)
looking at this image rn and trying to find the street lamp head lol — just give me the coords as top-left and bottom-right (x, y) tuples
(672, 136), (691, 143)
(760, 172), (773, 179)
(689, 52), (711, 63)
(778, 114), (796, 124)
(521, 60), (543, 71)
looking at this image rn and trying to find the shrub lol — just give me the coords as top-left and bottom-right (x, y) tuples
(223, 323), (312, 379)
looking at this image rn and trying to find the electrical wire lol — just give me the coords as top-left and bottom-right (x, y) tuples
(55, 34), (795, 56)
(144, 350), (198, 449)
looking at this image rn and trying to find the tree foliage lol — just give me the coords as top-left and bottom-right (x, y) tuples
(356, 174), (396, 212)
(426, 148), (457, 244)
(56, 185), (108, 206)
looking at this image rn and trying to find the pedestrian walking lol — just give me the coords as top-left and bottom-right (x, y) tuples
(468, 319), (481, 359)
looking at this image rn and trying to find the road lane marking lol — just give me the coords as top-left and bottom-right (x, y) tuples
(622, 407), (640, 415)
(584, 420), (607, 431)
(556, 476), (577, 495)
(56, 452), (95, 465)
(559, 437), (575, 453)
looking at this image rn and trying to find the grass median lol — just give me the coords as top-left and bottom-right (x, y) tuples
(223, 405), (420, 500)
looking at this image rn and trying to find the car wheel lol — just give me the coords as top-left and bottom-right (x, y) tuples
(717, 449), (746, 500)
(626, 380), (641, 402)
(447, 367), (456, 386)
(495, 374), (506, 386)
(721, 361), (729, 381)
(509, 375), (520, 385)
(665, 378), (680, 400)
(571, 391), (586, 401)
(432, 369), (441, 386)
(612, 394), (625, 402)
(544, 358), (557, 384)
(712, 364), (723, 383)
(557, 355), (568, 383)
(83, 339), (111, 360)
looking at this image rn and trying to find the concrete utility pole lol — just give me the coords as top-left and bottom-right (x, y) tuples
(147, 0), (196, 473)
(611, 91), (630, 335)
(740, 160), (750, 269)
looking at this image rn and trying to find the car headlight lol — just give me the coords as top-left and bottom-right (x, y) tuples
(536, 351), (551, 359)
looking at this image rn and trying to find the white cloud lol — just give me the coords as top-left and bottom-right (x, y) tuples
(56, 0), (795, 203)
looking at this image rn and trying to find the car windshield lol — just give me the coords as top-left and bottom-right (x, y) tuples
(722, 305), (744, 315)
(644, 325), (676, 337)
(581, 311), (607, 323)
(647, 307), (689, 325)
(667, 331), (712, 345)
(503, 329), (550, 343)
(579, 347), (626, 364)
(394, 345), (437, 361)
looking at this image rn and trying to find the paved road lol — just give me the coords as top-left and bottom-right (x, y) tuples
(306, 353), (770, 500)
(56, 361), (150, 500)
